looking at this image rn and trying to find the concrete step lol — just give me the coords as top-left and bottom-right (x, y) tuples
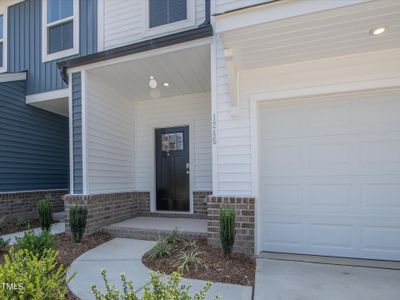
(52, 211), (65, 222)
(102, 216), (208, 241)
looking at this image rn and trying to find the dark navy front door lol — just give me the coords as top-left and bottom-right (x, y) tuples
(156, 126), (189, 211)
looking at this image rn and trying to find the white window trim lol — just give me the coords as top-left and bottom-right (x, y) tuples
(144, 0), (196, 38)
(42, 0), (79, 63)
(0, 10), (8, 73)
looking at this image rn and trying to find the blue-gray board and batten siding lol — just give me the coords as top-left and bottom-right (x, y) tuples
(7, 0), (98, 95)
(0, 80), (69, 192)
(71, 72), (82, 194)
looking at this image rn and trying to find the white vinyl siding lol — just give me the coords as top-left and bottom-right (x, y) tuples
(213, 33), (400, 196)
(86, 72), (135, 194)
(134, 92), (212, 193)
(101, 0), (205, 50)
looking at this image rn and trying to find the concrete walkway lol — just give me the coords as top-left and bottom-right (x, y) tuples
(1, 222), (65, 244)
(68, 238), (252, 300)
(254, 258), (400, 300)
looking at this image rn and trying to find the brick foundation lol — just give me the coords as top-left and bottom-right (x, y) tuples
(207, 196), (255, 256)
(0, 190), (67, 222)
(193, 191), (212, 217)
(63, 192), (140, 235)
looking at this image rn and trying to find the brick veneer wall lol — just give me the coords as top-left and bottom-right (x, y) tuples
(207, 196), (255, 256)
(0, 190), (67, 222)
(63, 192), (139, 235)
(193, 191), (212, 217)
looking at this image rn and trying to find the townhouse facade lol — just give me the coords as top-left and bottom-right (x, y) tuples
(0, 0), (399, 260)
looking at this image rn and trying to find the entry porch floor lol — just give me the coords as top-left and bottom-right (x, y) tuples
(102, 216), (208, 241)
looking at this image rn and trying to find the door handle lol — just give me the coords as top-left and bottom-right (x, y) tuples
(186, 163), (190, 175)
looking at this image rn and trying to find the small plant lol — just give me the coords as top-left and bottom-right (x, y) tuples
(219, 206), (236, 258)
(144, 238), (172, 261)
(69, 205), (88, 243)
(15, 229), (56, 258)
(164, 227), (183, 245)
(0, 237), (10, 249)
(91, 269), (218, 300)
(37, 194), (53, 230)
(172, 247), (205, 273)
(0, 247), (74, 300)
(15, 217), (28, 227)
(0, 216), (7, 229)
(182, 239), (198, 250)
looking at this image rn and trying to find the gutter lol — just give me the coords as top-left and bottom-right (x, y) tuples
(58, 0), (211, 83)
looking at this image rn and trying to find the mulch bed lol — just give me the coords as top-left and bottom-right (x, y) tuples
(0, 219), (41, 236)
(142, 239), (255, 286)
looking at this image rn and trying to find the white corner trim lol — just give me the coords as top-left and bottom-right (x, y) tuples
(81, 71), (88, 195)
(68, 73), (74, 194)
(97, 0), (104, 52)
(210, 36), (218, 196)
(0, 72), (26, 82)
(41, 0), (79, 63)
(26, 88), (69, 104)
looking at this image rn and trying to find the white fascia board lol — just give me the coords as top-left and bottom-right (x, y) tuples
(67, 37), (212, 74)
(26, 88), (69, 104)
(0, 72), (26, 82)
(215, 0), (372, 33)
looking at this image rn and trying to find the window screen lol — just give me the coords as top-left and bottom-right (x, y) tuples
(149, 0), (187, 28)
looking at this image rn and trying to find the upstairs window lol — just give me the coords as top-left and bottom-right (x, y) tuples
(146, 0), (194, 36)
(42, 0), (79, 62)
(0, 12), (7, 73)
(0, 15), (4, 69)
(149, 0), (187, 28)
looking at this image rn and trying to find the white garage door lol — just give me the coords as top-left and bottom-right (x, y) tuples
(259, 90), (400, 261)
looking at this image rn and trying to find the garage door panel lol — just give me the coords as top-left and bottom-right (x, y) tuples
(259, 91), (400, 260)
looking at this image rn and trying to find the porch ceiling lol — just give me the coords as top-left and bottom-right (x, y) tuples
(221, 0), (400, 70)
(89, 44), (211, 101)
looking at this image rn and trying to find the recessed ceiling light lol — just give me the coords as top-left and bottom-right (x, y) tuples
(163, 82), (169, 87)
(371, 27), (386, 35)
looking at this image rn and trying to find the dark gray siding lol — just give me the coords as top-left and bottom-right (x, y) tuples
(72, 72), (82, 194)
(7, 0), (97, 95)
(0, 80), (69, 192)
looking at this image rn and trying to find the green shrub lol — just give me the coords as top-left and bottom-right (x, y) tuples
(219, 206), (236, 258)
(91, 269), (219, 300)
(15, 229), (56, 258)
(172, 247), (205, 273)
(164, 227), (183, 245)
(69, 205), (88, 243)
(0, 216), (7, 229)
(37, 195), (53, 231)
(144, 238), (172, 261)
(15, 217), (28, 227)
(0, 237), (10, 249)
(0, 247), (74, 300)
